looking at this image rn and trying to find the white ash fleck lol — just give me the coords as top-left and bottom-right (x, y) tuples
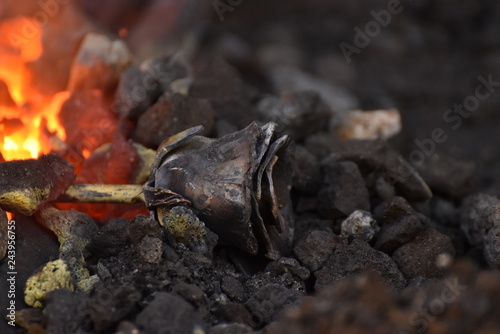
(340, 210), (379, 242)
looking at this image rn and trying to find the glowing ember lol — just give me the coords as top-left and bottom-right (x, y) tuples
(0, 17), (68, 161)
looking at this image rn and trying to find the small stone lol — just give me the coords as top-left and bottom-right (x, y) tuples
(256, 91), (331, 142)
(417, 153), (475, 198)
(136, 292), (200, 334)
(87, 218), (130, 258)
(318, 161), (370, 220)
(267, 257), (311, 281)
(136, 236), (163, 264)
(221, 276), (246, 302)
(340, 210), (379, 242)
(315, 239), (406, 290)
(44, 289), (89, 333)
(292, 145), (322, 195)
(333, 108), (401, 141)
(460, 193), (500, 246)
(484, 224), (500, 269)
(245, 284), (299, 327)
(173, 282), (207, 306)
(67, 32), (131, 95)
(375, 197), (426, 254)
(293, 229), (340, 272)
(127, 215), (162, 245)
(134, 92), (214, 148)
(392, 228), (455, 279)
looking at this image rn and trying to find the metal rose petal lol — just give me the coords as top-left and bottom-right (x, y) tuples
(151, 123), (262, 254)
(144, 121), (295, 258)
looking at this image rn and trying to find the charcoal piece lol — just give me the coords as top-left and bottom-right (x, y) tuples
(483, 205), (500, 269)
(392, 228), (455, 279)
(172, 282), (207, 306)
(67, 33), (132, 95)
(87, 218), (130, 258)
(292, 145), (321, 195)
(375, 197), (426, 254)
(340, 210), (379, 242)
(137, 236), (163, 264)
(417, 154), (475, 198)
(293, 229), (340, 272)
(460, 193), (500, 246)
(244, 284), (299, 328)
(485, 226), (500, 269)
(317, 161), (370, 220)
(210, 323), (255, 334)
(322, 140), (432, 202)
(59, 90), (119, 158)
(136, 292), (200, 334)
(190, 57), (259, 129)
(0, 154), (75, 215)
(0, 209), (7, 261)
(293, 214), (334, 242)
(211, 300), (253, 325)
(127, 215), (162, 245)
(315, 239), (406, 290)
(90, 284), (142, 332)
(114, 65), (162, 120)
(44, 289), (90, 334)
(266, 257), (310, 282)
(221, 276), (247, 302)
(134, 92), (214, 148)
(114, 55), (191, 120)
(256, 91), (331, 142)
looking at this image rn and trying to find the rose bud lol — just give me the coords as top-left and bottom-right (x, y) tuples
(144, 122), (294, 259)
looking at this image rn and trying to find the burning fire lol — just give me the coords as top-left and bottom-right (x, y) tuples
(0, 17), (69, 161)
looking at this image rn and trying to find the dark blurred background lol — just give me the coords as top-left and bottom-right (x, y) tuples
(2, 0), (500, 193)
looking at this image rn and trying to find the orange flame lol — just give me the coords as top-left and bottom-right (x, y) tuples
(0, 17), (68, 161)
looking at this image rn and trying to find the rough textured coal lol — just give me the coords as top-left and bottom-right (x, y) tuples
(392, 228), (456, 279)
(317, 161), (370, 220)
(315, 239), (406, 290)
(134, 92), (215, 148)
(375, 196), (426, 254)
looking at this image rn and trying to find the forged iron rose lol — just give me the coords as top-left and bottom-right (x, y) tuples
(144, 122), (294, 259)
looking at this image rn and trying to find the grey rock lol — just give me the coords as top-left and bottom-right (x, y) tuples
(256, 91), (331, 142)
(318, 161), (370, 220)
(484, 223), (500, 269)
(375, 197), (426, 254)
(136, 292), (199, 334)
(127, 215), (162, 245)
(293, 229), (340, 272)
(136, 236), (163, 264)
(392, 228), (455, 279)
(221, 276), (247, 303)
(340, 210), (379, 242)
(460, 193), (500, 246)
(315, 239), (406, 290)
(245, 284), (299, 327)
